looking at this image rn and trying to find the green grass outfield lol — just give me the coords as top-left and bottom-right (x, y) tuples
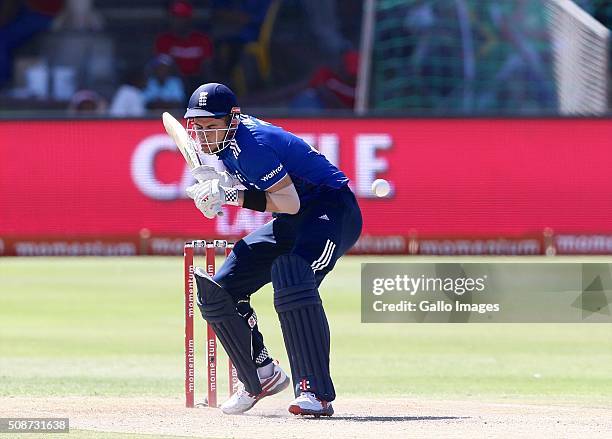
(1, 256), (611, 403)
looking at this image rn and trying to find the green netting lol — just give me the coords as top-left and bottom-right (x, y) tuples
(369, 0), (612, 114)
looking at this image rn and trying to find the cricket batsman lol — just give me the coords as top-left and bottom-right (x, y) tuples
(184, 83), (362, 416)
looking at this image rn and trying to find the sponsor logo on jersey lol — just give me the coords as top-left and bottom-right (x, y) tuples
(261, 164), (284, 182)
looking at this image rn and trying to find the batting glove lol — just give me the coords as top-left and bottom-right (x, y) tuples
(191, 165), (238, 187)
(186, 179), (239, 219)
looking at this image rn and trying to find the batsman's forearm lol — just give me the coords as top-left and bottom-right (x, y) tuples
(264, 191), (300, 214)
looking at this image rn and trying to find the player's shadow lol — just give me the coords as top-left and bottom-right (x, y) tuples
(322, 415), (467, 422)
(256, 414), (468, 422)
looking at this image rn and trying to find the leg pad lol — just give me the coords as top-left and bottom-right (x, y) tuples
(271, 255), (335, 401)
(195, 268), (262, 394)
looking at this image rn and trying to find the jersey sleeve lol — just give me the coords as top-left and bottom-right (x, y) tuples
(155, 33), (172, 54)
(240, 145), (288, 191)
(194, 32), (214, 59)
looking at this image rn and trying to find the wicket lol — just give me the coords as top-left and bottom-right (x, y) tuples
(184, 239), (239, 408)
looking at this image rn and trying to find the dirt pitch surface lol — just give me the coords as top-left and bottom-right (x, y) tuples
(2, 396), (611, 438)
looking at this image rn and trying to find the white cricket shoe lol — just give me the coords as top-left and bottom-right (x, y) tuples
(288, 391), (334, 417)
(220, 361), (289, 415)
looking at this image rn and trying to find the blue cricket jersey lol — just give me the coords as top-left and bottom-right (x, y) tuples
(216, 115), (349, 203)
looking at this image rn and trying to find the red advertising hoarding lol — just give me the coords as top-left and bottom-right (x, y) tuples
(1, 118), (611, 255)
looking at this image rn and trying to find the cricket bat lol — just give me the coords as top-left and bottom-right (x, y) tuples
(162, 112), (223, 217)
(162, 112), (202, 170)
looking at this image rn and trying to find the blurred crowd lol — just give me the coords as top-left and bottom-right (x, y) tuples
(1, 0), (610, 117)
(0, 0), (361, 116)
